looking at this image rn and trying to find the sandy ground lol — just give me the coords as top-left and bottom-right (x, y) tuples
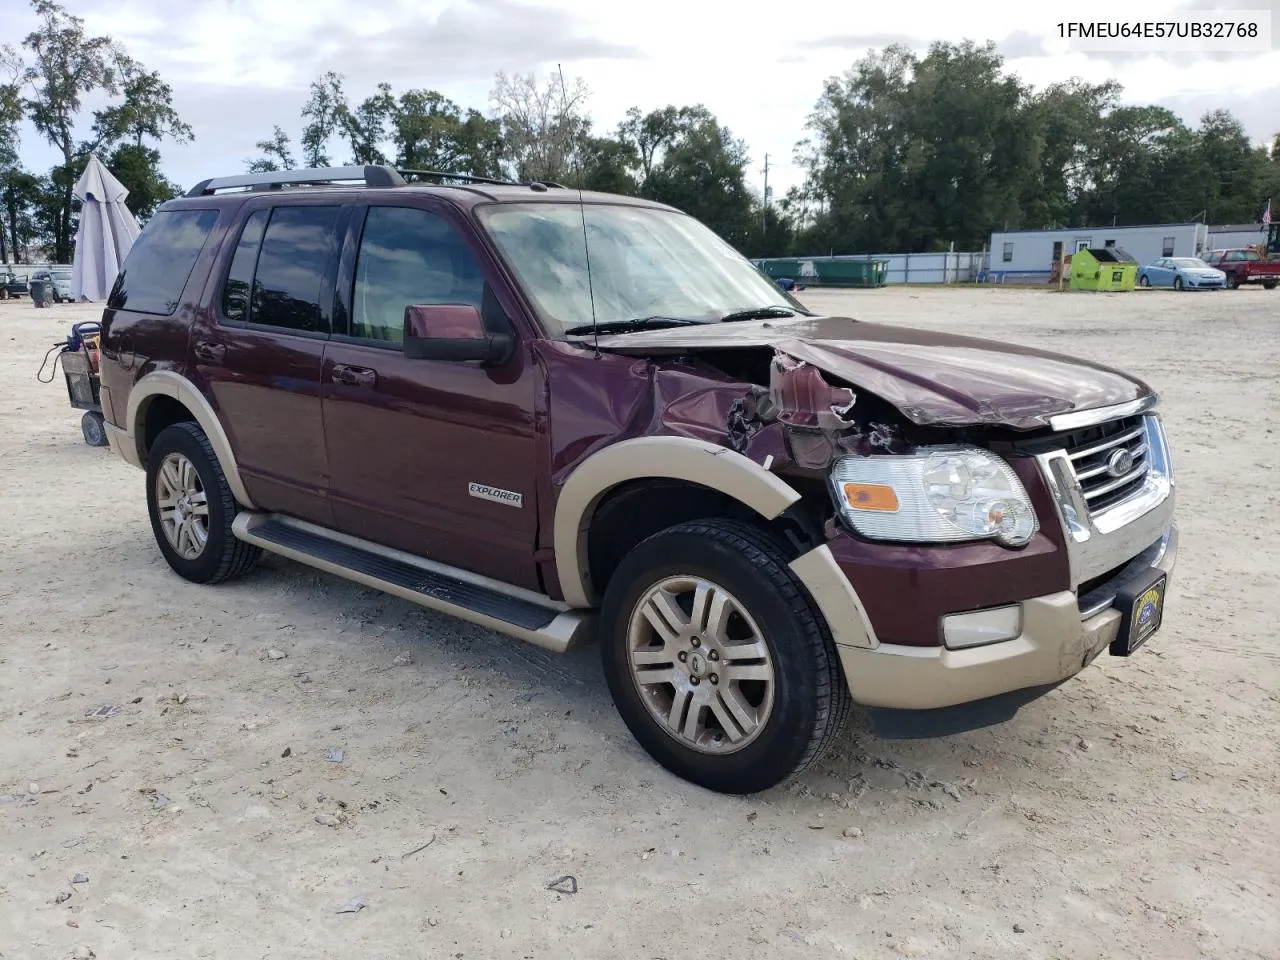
(1, 285), (1277, 960)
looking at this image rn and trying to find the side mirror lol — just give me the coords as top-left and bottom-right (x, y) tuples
(402, 304), (513, 364)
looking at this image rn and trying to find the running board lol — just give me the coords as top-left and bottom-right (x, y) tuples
(232, 513), (593, 653)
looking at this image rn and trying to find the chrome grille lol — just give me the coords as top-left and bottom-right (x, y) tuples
(1059, 415), (1150, 514)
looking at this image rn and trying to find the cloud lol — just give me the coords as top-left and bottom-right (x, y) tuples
(805, 32), (929, 52)
(73, 0), (642, 91)
(300, 0), (645, 87)
(1156, 84), (1280, 141)
(996, 29), (1050, 59)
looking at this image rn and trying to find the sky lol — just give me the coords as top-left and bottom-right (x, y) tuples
(5, 0), (1279, 200)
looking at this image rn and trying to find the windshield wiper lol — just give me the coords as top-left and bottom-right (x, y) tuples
(716, 306), (803, 322)
(563, 316), (706, 336)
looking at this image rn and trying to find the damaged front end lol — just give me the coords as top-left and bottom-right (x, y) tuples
(725, 350), (911, 474)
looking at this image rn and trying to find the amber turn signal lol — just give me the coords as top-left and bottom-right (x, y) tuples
(841, 482), (900, 513)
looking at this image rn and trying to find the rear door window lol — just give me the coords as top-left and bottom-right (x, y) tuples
(107, 208), (219, 315)
(249, 206), (340, 333)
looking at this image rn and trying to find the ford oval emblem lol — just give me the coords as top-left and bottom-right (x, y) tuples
(1106, 447), (1134, 478)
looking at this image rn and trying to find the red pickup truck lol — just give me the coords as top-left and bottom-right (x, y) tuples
(1201, 248), (1280, 289)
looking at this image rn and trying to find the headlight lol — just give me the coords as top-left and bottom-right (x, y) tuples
(829, 446), (1038, 547)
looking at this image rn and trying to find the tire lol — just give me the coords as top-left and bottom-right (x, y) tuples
(145, 421), (261, 584)
(1228, 274), (1241, 289)
(1139, 275), (1150, 287)
(1173, 277), (1184, 291)
(1264, 281), (1277, 290)
(599, 518), (851, 794)
(81, 410), (108, 447)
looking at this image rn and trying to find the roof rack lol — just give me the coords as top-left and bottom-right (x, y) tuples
(184, 164), (571, 199)
(185, 165), (406, 197)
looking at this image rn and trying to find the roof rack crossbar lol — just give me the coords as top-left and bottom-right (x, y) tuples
(185, 165), (406, 197)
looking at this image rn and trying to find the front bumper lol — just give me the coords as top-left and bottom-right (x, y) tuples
(834, 524), (1177, 711)
(787, 406), (1177, 720)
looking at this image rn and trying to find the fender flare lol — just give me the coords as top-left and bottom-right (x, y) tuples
(552, 436), (802, 609)
(125, 370), (257, 509)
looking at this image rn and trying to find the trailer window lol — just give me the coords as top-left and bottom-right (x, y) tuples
(1001, 242), (1013, 263)
(1162, 237), (1175, 256)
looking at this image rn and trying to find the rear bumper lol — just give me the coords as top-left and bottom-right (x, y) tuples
(103, 420), (141, 467)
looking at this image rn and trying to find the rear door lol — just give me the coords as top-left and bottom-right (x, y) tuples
(187, 198), (347, 526)
(320, 199), (541, 590)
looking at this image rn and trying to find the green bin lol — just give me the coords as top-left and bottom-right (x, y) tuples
(755, 258), (889, 288)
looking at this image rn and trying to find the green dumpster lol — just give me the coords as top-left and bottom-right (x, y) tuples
(755, 257), (889, 288)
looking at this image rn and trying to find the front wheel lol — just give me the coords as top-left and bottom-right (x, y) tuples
(1228, 274), (1241, 289)
(599, 519), (851, 794)
(145, 421), (261, 584)
(1263, 280), (1277, 290)
(1173, 276), (1184, 291)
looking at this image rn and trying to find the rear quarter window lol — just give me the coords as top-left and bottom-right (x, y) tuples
(107, 208), (220, 315)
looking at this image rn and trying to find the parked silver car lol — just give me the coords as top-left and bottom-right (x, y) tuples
(1137, 257), (1226, 290)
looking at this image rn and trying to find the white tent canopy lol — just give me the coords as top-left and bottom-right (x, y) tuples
(71, 154), (141, 302)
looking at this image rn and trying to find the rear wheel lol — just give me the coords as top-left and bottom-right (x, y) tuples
(1138, 275), (1150, 287)
(599, 518), (851, 794)
(145, 422), (261, 584)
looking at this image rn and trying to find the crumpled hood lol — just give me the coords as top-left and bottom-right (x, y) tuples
(590, 314), (1154, 430)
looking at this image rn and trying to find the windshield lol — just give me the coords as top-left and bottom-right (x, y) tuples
(1172, 258), (1208, 268)
(52, 270), (71, 280)
(477, 202), (802, 335)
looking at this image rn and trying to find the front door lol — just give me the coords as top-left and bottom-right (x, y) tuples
(320, 201), (541, 591)
(188, 199), (344, 526)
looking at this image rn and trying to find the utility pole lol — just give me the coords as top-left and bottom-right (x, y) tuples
(762, 153), (770, 239)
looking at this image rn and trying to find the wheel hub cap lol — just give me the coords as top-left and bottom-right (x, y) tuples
(156, 452), (210, 561)
(626, 576), (776, 755)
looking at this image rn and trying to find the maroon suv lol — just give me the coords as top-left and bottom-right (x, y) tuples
(97, 165), (1177, 794)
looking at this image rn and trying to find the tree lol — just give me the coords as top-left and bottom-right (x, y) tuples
(576, 134), (639, 194)
(93, 65), (192, 149)
(339, 82), (395, 165)
(1, 44), (25, 263)
(1020, 78), (1121, 228)
(391, 89), (504, 177)
(643, 109), (755, 246)
(247, 125), (296, 172)
(794, 45), (916, 253)
(1194, 109), (1266, 223)
(490, 70), (588, 183)
(616, 105), (684, 187)
(106, 143), (179, 219)
(21, 0), (130, 262)
(300, 71), (345, 168)
(1, 169), (43, 262)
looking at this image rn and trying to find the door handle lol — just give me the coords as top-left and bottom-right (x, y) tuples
(330, 363), (377, 387)
(193, 340), (225, 364)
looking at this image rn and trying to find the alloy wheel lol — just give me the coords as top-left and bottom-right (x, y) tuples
(155, 452), (210, 560)
(626, 576), (776, 755)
